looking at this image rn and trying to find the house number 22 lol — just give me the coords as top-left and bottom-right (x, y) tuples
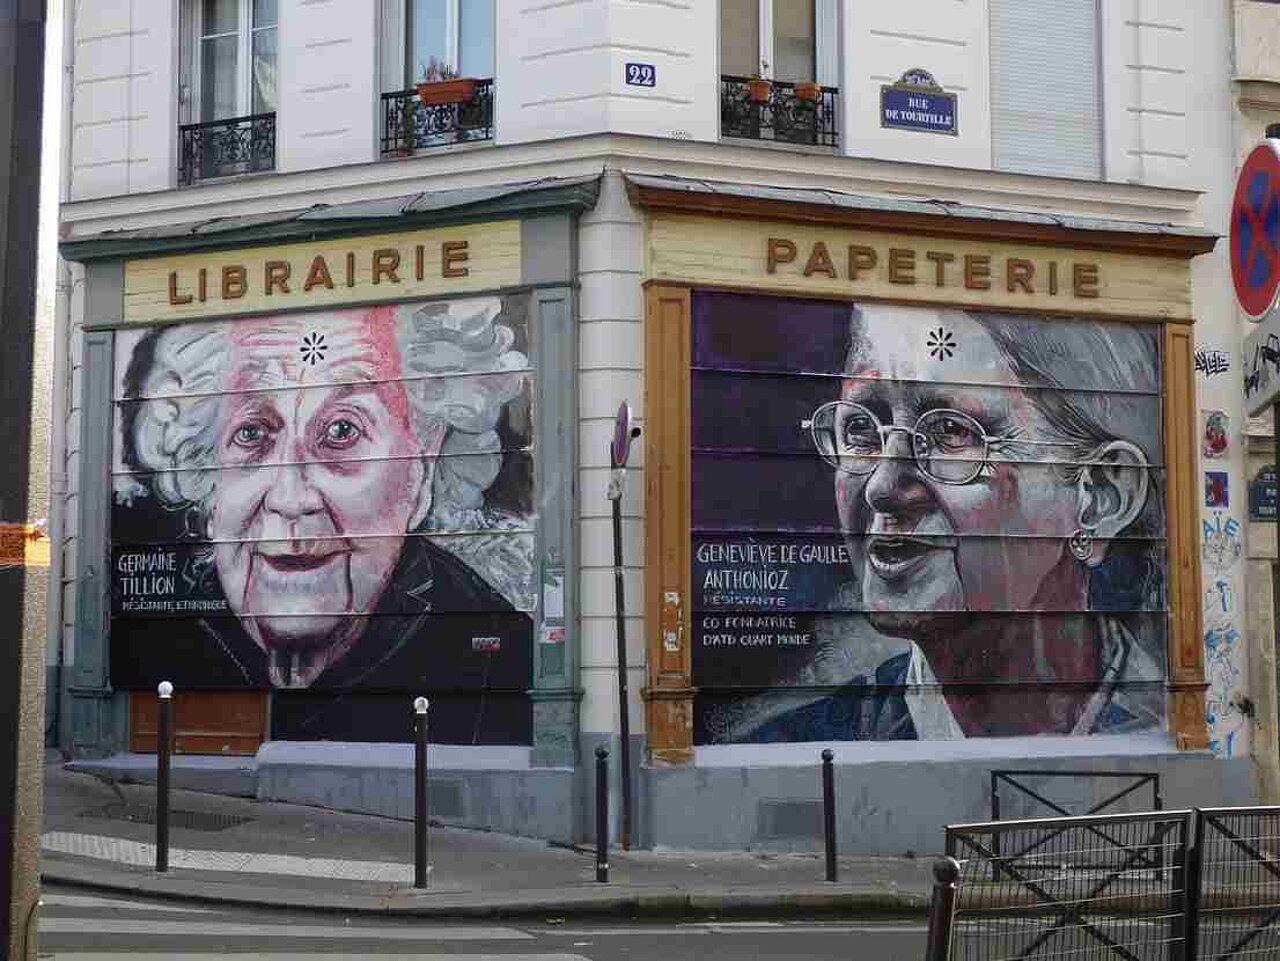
(625, 62), (656, 87)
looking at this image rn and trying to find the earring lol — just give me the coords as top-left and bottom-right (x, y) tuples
(1068, 528), (1094, 562)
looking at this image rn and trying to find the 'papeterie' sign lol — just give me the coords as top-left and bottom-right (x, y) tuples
(880, 68), (957, 135)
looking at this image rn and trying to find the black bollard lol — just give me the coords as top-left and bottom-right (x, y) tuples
(413, 696), (429, 889)
(925, 857), (962, 961)
(155, 681), (174, 873)
(821, 748), (837, 882)
(595, 746), (609, 883)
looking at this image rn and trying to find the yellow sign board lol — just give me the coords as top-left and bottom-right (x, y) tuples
(647, 212), (1194, 321)
(123, 221), (523, 325)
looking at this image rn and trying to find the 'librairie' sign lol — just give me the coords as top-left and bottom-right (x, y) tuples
(880, 68), (957, 135)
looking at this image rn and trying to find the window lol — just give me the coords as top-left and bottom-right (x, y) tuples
(178, 0), (278, 184)
(397, 0), (494, 86)
(990, 0), (1101, 179)
(720, 0), (836, 86)
(183, 0), (278, 123)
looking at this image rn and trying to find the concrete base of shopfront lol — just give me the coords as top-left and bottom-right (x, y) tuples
(639, 742), (1258, 854)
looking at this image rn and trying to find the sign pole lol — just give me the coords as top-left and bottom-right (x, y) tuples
(608, 403), (640, 851)
(0, 3), (47, 957)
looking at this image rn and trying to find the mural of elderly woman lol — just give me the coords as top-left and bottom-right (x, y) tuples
(808, 303), (1167, 738)
(112, 295), (534, 692)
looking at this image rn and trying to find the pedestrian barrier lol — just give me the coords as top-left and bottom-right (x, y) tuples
(929, 806), (1280, 961)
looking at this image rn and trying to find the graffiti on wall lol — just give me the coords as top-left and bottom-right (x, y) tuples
(109, 295), (536, 743)
(691, 292), (1168, 744)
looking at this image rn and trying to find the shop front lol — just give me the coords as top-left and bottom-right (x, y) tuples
(58, 177), (595, 841)
(627, 176), (1255, 851)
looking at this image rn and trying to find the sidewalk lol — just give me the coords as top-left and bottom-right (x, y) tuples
(40, 754), (935, 919)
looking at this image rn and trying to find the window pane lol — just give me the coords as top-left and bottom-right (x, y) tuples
(459, 0), (494, 78)
(410, 0), (448, 80)
(202, 0), (238, 36)
(254, 0), (277, 27)
(773, 0), (814, 82)
(720, 0), (759, 77)
(252, 27), (277, 113)
(201, 34), (238, 120)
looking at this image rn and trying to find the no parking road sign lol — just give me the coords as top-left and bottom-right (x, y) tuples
(1232, 141), (1280, 320)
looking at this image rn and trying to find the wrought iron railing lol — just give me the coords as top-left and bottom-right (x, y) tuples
(380, 79), (495, 156)
(720, 76), (839, 148)
(178, 113), (276, 186)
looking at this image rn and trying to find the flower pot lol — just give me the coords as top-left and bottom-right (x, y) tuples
(746, 78), (773, 103)
(415, 77), (478, 106)
(793, 81), (821, 102)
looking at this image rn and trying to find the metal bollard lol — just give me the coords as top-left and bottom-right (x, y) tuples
(821, 748), (837, 882)
(595, 746), (609, 883)
(155, 681), (174, 873)
(413, 696), (429, 889)
(925, 857), (962, 961)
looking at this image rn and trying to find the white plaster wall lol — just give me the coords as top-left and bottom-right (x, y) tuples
(842, 0), (992, 170)
(277, 0), (379, 173)
(1235, 0), (1280, 83)
(1101, 0), (1193, 188)
(576, 171), (647, 736)
(68, 0), (177, 200)
(494, 0), (716, 148)
(1187, 0), (1250, 761)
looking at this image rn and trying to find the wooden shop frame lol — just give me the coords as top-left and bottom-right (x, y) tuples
(636, 185), (1216, 762)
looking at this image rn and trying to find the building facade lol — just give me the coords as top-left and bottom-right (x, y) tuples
(51, 0), (1277, 851)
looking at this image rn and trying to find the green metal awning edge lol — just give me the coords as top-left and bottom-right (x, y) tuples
(59, 174), (603, 263)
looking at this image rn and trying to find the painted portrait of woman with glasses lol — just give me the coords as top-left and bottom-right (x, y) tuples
(692, 292), (1167, 743)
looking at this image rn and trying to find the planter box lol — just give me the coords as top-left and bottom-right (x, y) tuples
(747, 79), (773, 103)
(416, 78), (478, 106)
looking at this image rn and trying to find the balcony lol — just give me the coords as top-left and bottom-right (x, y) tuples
(720, 76), (839, 149)
(178, 113), (276, 187)
(381, 79), (495, 156)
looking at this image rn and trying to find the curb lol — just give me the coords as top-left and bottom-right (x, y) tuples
(40, 857), (932, 921)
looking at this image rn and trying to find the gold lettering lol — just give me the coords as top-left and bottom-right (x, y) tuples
(197, 267), (208, 302)
(1073, 263), (1099, 298)
(442, 240), (470, 278)
(265, 261), (291, 295)
(766, 237), (797, 273)
(167, 272), (192, 306)
(888, 248), (915, 285)
(1048, 261), (1059, 295)
(345, 252), (356, 288)
(963, 254), (991, 291)
(803, 241), (837, 278)
(221, 265), (247, 299)
(372, 248), (401, 284)
(848, 245), (878, 280)
(925, 251), (954, 287)
(1006, 258), (1035, 294)
(415, 244), (425, 281)
(303, 255), (335, 292)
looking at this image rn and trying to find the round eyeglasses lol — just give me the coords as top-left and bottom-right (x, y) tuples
(803, 401), (1002, 486)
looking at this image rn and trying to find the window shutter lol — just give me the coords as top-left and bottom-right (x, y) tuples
(989, 0), (1100, 179)
(815, 0), (838, 89)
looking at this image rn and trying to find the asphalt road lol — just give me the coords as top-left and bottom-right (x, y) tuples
(34, 883), (929, 960)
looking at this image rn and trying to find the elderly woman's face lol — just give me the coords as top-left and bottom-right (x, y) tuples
(208, 312), (431, 651)
(832, 308), (1083, 638)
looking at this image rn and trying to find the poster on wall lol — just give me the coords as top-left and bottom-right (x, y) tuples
(691, 292), (1168, 744)
(109, 294), (536, 743)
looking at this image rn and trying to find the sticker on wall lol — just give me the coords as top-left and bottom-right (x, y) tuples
(1194, 345), (1231, 378)
(880, 68), (958, 135)
(1203, 578), (1236, 631)
(1249, 464), (1277, 521)
(1201, 410), (1229, 460)
(1202, 513), (1242, 573)
(1205, 471), (1230, 508)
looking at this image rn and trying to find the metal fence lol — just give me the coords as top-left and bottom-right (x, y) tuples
(380, 80), (495, 155)
(178, 113), (276, 186)
(719, 76), (840, 148)
(933, 807), (1280, 961)
(942, 811), (1191, 961)
(1191, 807), (1280, 960)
